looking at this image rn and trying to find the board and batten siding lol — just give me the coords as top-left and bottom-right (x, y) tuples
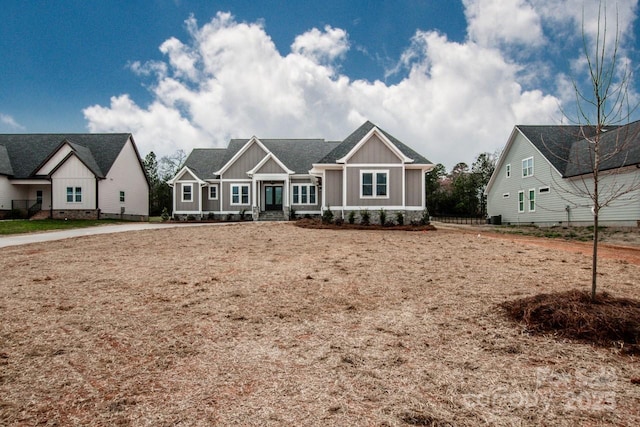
(221, 182), (252, 211)
(324, 170), (342, 207)
(348, 134), (402, 164)
(257, 158), (286, 174)
(405, 169), (424, 207)
(35, 144), (74, 175)
(345, 167), (402, 207)
(50, 156), (97, 210)
(201, 186), (220, 212)
(98, 138), (149, 217)
(225, 143), (267, 179)
(174, 182), (200, 211)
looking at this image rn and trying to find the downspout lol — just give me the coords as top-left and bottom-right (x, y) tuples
(96, 177), (100, 219)
(49, 176), (53, 218)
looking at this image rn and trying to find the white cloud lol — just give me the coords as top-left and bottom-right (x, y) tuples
(0, 113), (25, 131)
(84, 9), (575, 170)
(464, 0), (545, 47)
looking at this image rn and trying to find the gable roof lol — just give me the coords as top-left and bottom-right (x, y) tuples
(182, 148), (227, 180)
(318, 121), (432, 164)
(516, 121), (640, 178)
(0, 134), (133, 179)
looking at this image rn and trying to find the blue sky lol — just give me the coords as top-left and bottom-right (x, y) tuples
(1, 0), (638, 169)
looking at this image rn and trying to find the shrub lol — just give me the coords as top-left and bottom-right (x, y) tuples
(420, 208), (430, 225)
(348, 211), (356, 224)
(395, 211), (404, 226)
(240, 209), (247, 220)
(360, 209), (370, 225)
(225, 213), (233, 221)
(322, 207), (334, 224)
(160, 207), (170, 222)
(207, 212), (215, 220)
(379, 209), (386, 226)
(334, 217), (344, 226)
(186, 214), (196, 221)
(289, 208), (296, 221)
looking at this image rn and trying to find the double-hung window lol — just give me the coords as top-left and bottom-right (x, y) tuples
(528, 189), (535, 212)
(518, 191), (525, 213)
(506, 164), (511, 178)
(292, 184), (316, 205)
(66, 187), (82, 203)
(119, 191), (125, 203)
(182, 184), (192, 202)
(209, 185), (218, 200)
(231, 184), (250, 205)
(522, 157), (533, 177)
(361, 170), (388, 198)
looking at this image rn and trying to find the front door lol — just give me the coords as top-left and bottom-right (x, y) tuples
(264, 185), (283, 211)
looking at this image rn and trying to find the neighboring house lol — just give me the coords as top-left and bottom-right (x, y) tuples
(0, 134), (149, 220)
(169, 121), (434, 222)
(486, 120), (640, 226)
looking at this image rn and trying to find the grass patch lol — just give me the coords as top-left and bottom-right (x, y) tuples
(0, 219), (123, 235)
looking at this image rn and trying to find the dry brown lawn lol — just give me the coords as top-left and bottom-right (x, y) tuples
(1, 222), (639, 426)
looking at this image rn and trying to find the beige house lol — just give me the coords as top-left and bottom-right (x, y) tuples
(169, 121), (434, 222)
(0, 134), (149, 220)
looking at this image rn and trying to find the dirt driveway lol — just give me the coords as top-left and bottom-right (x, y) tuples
(1, 222), (638, 426)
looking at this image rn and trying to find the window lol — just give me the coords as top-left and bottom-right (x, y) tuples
(522, 157), (533, 177)
(182, 184), (192, 202)
(539, 186), (550, 194)
(361, 170), (388, 198)
(518, 191), (525, 213)
(506, 164), (511, 178)
(119, 191), (125, 203)
(231, 184), (250, 205)
(292, 184), (316, 205)
(66, 187), (82, 203)
(503, 193), (510, 198)
(209, 185), (218, 200)
(528, 189), (535, 212)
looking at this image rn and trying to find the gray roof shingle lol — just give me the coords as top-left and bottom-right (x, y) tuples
(0, 134), (132, 179)
(517, 121), (640, 177)
(0, 145), (13, 176)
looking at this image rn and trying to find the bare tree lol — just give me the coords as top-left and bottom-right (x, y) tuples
(563, 2), (640, 300)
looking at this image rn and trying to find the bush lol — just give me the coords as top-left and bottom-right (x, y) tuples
(395, 211), (404, 226)
(207, 212), (215, 220)
(289, 208), (296, 221)
(160, 207), (170, 222)
(379, 209), (386, 226)
(348, 211), (356, 224)
(360, 209), (370, 226)
(322, 207), (334, 224)
(420, 208), (430, 225)
(334, 217), (344, 226)
(186, 214), (196, 221)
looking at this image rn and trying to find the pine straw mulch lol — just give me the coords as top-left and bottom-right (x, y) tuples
(294, 217), (437, 231)
(502, 290), (640, 355)
(1, 222), (639, 426)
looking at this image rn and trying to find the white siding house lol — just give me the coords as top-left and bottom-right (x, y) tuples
(0, 134), (149, 220)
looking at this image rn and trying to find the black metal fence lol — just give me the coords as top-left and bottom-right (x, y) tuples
(10, 200), (41, 218)
(431, 215), (487, 225)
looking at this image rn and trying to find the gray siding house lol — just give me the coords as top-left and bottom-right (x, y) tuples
(169, 121), (434, 221)
(0, 134), (150, 220)
(486, 120), (640, 226)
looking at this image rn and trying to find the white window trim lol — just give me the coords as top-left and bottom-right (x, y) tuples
(119, 191), (125, 203)
(518, 190), (525, 213)
(231, 184), (250, 205)
(292, 184), (317, 205)
(66, 186), (82, 203)
(208, 184), (219, 200)
(506, 164), (511, 178)
(360, 170), (389, 199)
(522, 157), (534, 178)
(528, 188), (536, 212)
(181, 183), (193, 202)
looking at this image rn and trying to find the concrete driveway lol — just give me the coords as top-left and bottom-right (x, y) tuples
(0, 222), (219, 249)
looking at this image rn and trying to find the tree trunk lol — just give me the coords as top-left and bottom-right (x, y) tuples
(591, 212), (598, 301)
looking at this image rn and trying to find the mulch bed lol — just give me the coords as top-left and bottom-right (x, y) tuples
(501, 289), (640, 354)
(294, 218), (437, 231)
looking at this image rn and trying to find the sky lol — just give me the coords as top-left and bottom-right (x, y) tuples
(1, 0), (639, 170)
